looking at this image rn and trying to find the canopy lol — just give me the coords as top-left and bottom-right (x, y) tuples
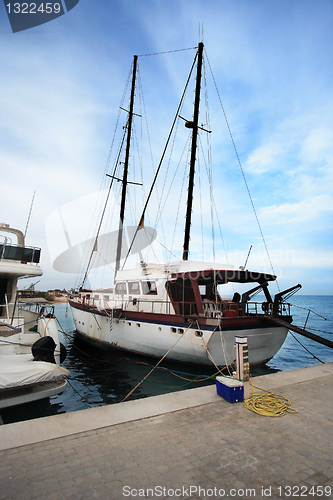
(169, 269), (276, 285)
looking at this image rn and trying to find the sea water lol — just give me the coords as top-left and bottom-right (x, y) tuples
(1, 296), (332, 424)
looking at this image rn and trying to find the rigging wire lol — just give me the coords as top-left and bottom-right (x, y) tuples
(202, 57), (215, 262)
(137, 47), (197, 57)
(135, 67), (168, 261)
(151, 107), (187, 259)
(73, 65), (133, 290)
(169, 146), (190, 259)
(290, 303), (333, 325)
(197, 134), (216, 260)
(79, 126), (128, 289)
(24, 190), (36, 239)
(204, 49), (279, 290)
(197, 158), (205, 259)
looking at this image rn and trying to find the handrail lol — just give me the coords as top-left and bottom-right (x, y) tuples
(5, 294), (9, 322)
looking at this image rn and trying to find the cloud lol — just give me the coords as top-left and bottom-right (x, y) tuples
(260, 195), (333, 224)
(245, 142), (288, 175)
(1, 0), (332, 295)
(299, 127), (333, 167)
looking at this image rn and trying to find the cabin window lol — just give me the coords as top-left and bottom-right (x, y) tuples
(128, 281), (141, 294)
(115, 282), (127, 295)
(104, 295), (109, 300)
(94, 295), (99, 299)
(141, 281), (157, 295)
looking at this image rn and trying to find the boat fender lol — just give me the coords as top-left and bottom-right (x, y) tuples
(32, 336), (56, 363)
(32, 337), (67, 364)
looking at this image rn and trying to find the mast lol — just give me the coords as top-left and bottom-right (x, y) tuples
(115, 55), (138, 275)
(182, 42), (204, 261)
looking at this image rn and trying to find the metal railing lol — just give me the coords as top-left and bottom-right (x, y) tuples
(72, 294), (292, 319)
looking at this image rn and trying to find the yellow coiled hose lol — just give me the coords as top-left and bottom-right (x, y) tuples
(243, 377), (297, 417)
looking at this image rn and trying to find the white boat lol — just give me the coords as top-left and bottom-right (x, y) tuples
(0, 223), (69, 409)
(69, 43), (301, 368)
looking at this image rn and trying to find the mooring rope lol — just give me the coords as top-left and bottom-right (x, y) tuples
(243, 377), (297, 417)
(288, 331), (325, 364)
(121, 323), (195, 402)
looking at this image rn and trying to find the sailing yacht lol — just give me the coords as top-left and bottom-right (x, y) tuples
(69, 43), (300, 367)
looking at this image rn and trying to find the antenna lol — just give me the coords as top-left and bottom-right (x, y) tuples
(199, 23), (204, 42)
(244, 245), (252, 269)
(24, 190), (36, 238)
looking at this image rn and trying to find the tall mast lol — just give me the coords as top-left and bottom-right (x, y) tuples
(182, 42), (204, 261)
(115, 55), (138, 275)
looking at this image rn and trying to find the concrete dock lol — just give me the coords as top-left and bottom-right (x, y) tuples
(0, 363), (332, 500)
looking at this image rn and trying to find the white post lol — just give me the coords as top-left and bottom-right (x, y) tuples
(235, 336), (250, 399)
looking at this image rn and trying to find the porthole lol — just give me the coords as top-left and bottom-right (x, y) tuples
(128, 322), (131, 326)
(136, 323), (140, 328)
(158, 327), (162, 331)
(195, 330), (203, 337)
(171, 327), (177, 333)
(178, 328), (184, 334)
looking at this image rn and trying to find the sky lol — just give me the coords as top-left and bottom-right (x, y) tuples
(0, 0), (332, 295)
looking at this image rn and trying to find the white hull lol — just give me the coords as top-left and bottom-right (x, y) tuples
(71, 305), (288, 367)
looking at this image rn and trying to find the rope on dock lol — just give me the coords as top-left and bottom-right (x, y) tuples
(243, 377), (297, 417)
